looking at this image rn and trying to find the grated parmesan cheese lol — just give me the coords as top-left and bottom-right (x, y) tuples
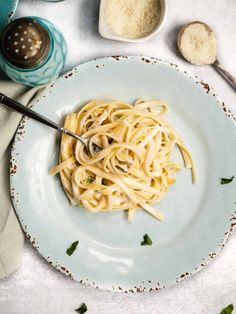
(105, 0), (162, 39)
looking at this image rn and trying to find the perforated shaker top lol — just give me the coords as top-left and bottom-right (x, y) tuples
(1, 17), (51, 69)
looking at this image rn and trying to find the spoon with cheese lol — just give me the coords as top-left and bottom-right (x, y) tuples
(177, 21), (236, 90)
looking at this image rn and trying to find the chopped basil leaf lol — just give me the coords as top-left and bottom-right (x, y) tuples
(66, 240), (79, 256)
(220, 304), (234, 314)
(141, 234), (153, 246)
(220, 176), (234, 185)
(75, 303), (87, 314)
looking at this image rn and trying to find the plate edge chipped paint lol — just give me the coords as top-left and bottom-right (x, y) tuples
(0, 0), (19, 32)
(9, 56), (236, 293)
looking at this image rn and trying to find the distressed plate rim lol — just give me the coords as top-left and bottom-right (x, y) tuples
(0, 0), (19, 31)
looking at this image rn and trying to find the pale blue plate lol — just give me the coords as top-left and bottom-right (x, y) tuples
(0, 0), (18, 32)
(10, 56), (236, 292)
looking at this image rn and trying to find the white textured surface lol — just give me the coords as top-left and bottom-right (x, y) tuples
(1, 0), (236, 313)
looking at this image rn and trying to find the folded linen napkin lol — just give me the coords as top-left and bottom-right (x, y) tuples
(0, 81), (44, 278)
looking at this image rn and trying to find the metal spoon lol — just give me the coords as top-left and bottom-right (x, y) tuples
(0, 93), (96, 153)
(177, 21), (236, 91)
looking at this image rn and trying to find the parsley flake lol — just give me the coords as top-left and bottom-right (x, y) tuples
(141, 234), (153, 246)
(66, 240), (79, 256)
(85, 176), (95, 184)
(75, 303), (87, 314)
(220, 176), (234, 185)
(220, 304), (234, 314)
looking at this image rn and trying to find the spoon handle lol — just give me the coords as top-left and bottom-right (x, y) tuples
(213, 60), (236, 91)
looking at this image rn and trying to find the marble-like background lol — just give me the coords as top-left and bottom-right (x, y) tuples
(1, 0), (236, 313)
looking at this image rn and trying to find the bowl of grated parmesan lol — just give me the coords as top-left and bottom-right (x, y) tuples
(99, 0), (167, 42)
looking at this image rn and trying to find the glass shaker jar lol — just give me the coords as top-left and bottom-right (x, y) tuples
(0, 16), (67, 86)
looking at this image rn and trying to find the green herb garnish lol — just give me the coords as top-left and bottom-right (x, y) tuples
(84, 176), (95, 184)
(75, 303), (87, 314)
(141, 234), (153, 246)
(220, 176), (234, 185)
(66, 240), (79, 256)
(220, 304), (234, 314)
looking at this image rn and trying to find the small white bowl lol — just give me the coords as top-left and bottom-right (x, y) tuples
(98, 0), (168, 43)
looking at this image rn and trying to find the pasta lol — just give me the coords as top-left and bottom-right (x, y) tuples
(51, 99), (195, 221)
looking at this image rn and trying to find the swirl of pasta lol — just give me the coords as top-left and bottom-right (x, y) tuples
(51, 99), (195, 221)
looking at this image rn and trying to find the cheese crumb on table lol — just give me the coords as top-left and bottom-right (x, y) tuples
(105, 0), (161, 39)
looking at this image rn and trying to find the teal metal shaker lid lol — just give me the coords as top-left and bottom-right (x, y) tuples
(0, 0), (19, 32)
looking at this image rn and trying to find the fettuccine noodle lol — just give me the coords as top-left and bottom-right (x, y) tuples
(51, 99), (195, 221)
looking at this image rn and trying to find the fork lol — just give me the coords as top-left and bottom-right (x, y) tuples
(0, 93), (96, 153)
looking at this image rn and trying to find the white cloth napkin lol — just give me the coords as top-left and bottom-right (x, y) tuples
(0, 81), (44, 278)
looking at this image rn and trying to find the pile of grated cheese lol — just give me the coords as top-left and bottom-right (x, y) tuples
(105, 0), (161, 39)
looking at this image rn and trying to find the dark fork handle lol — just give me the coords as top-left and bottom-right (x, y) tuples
(0, 92), (62, 131)
(0, 93), (93, 150)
